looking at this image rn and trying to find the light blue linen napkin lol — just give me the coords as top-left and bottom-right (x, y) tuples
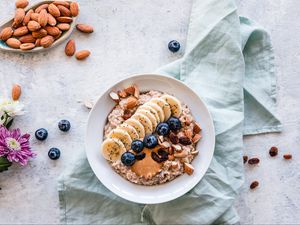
(58, 0), (281, 224)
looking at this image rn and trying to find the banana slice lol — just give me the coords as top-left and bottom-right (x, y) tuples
(150, 97), (171, 121)
(125, 118), (145, 139)
(101, 138), (126, 161)
(132, 112), (153, 134)
(137, 109), (158, 131)
(119, 123), (139, 141)
(145, 102), (165, 122)
(108, 128), (132, 150)
(161, 94), (182, 117)
(138, 105), (160, 123)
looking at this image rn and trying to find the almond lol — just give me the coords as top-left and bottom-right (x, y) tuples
(40, 35), (54, 48)
(185, 116), (191, 126)
(76, 24), (94, 33)
(57, 23), (70, 31)
(53, 30), (62, 40)
(16, 0), (29, 8)
(6, 38), (21, 49)
(183, 163), (194, 175)
(20, 43), (35, 50)
(12, 84), (22, 100)
(13, 26), (28, 37)
(23, 9), (33, 25)
(45, 26), (60, 36)
(35, 38), (41, 47)
(172, 144), (182, 152)
(124, 86), (135, 95)
(109, 91), (120, 103)
(190, 150), (199, 156)
(48, 4), (61, 17)
(56, 16), (73, 23)
(75, 50), (90, 60)
(32, 29), (47, 38)
(125, 96), (137, 109)
(35, 4), (49, 13)
(65, 39), (76, 56)
(192, 133), (202, 143)
(70, 2), (79, 17)
(27, 20), (41, 31)
(30, 13), (39, 22)
(0, 27), (13, 41)
(133, 84), (140, 98)
(174, 150), (188, 158)
(193, 122), (201, 134)
(19, 34), (36, 43)
(38, 9), (48, 27)
(13, 8), (25, 27)
(53, 1), (70, 8)
(184, 129), (193, 139)
(47, 14), (57, 26)
(57, 5), (71, 17)
(117, 90), (128, 98)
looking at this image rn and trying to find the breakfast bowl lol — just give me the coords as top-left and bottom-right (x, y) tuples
(85, 74), (215, 204)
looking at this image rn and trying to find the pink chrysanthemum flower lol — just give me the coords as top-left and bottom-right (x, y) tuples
(0, 126), (35, 166)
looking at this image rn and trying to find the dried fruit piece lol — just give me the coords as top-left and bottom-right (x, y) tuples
(75, 50), (90, 60)
(76, 24), (94, 33)
(57, 5), (71, 17)
(283, 154), (292, 160)
(19, 34), (36, 43)
(20, 43), (35, 50)
(193, 122), (201, 134)
(125, 96), (137, 109)
(6, 38), (21, 49)
(70, 2), (79, 17)
(57, 23), (70, 31)
(248, 157), (260, 165)
(151, 151), (167, 163)
(23, 9), (33, 25)
(65, 39), (76, 56)
(12, 84), (21, 100)
(13, 26), (28, 37)
(109, 92), (120, 103)
(27, 20), (41, 31)
(16, 0), (29, 8)
(250, 181), (259, 189)
(48, 3), (60, 17)
(45, 26), (60, 36)
(169, 132), (179, 144)
(0, 27), (13, 41)
(56, 16), (73, 23)
(30, 13), (39, 22)
(179, 136), (192, 145)
(122, 109), (132, 120)
(32, 29), (47, 39)
(47, 14), (57, 26)
(184, 163), (194, 175)
(38, 9), (48, 27)
(40, 35), (54, 48)
(269, 146), (278, 157)
(13, 8), (25, 27)
(243, 155), (248, 164)
(192, 133), (201, 143)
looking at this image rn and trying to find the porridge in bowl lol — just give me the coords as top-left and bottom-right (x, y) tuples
(101, 84), (202, 185)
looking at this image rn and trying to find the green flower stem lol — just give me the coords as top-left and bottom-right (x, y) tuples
(0, 157), (12, 172)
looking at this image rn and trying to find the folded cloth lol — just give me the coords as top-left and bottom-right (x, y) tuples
(58, 0), (281, 224)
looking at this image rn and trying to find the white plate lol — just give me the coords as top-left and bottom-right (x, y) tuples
(85, 74), (215, 204)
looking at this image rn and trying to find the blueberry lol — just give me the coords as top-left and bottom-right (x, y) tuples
(135, 152), (146, 161)
(121, 152), (136, 166)
(48, 148), (61, 160)
(143, 134), (158, 149)
(168, 40), (180, 53)
(156, 122), (170, 136)
(131, 140), (144, 153)
(35, 128), (48, 141)
(58, 120), (71, 132)
(167, 116), (182, 131)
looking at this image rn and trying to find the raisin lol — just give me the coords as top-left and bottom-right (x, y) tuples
(151, 151), (168, 163)
(250, 181), (259, 189)
(169, 132), (179, 144)
(122, 109), (132, 120)
(243, 156), (248, 164)
(157, 149), (169, 160)
(135, 152), (146, 160)
(248, 157), (260, 165)
(179, 136), (192, 145)
(283, 154), (292, 160)
(269, 146), (278, 157)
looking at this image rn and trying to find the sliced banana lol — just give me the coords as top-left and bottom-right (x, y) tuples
(161, 94), (182, 117)
(138, 105), (160, 123)
(137, 109), (158, 131)
(108, 128), (132, 150)
(150, 97), (171, 121)
(125, 118), (145, 139)
(101, 138), (126, 161)
(145, 102), (165, 122)
(119, 123), (139, 141)
(132, 112), (153, 134)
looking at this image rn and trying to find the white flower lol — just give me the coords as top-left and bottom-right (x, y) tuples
(0, 99), (24, 118)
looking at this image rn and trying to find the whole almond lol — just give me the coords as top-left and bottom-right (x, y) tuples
(56, 16), (73, 23)
(125, 96), (137, 109)
(57, 5), (71, 17)
(35, 38), (41, 47)
(6, 38), (21, 49)
(16, 0), (29, 8)
(13, 26), (28, 37)
(12, 84), (22, 101)
(38, 9), (48, 27)
(47, 14), (57, 26)
(40, 35), (54, 48)
(124, 86), (135, 95)
(0, 27), (13, 41)
(32, 29), (47, 38)
(20, 43), (35, 50)
(28, 20), (41, 31)
(76, 24), (94, 33)
(48, 3), (61, 17)
(53, 1), (70, 8)
(19, 34), (36, 43)
(70, 2), (79, 17)
(75, 50), (90, 60)
(23, 9), (33, 25)
(53, 30), (62, 40)
(57, 23), (70, 31)
(13, 8), (25, 27)
(35, 3), (49, 13)
(45, 26), (60, 36)
(65, 39), (76, 56)
(30, 13), (39, 22)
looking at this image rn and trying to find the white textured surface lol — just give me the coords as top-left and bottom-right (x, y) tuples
(0, 0), (299, 224)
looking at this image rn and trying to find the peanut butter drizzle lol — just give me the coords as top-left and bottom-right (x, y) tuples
(131, 147), (162, 179)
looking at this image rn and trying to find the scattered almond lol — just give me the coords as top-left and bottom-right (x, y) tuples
(13, 26), (28, 37)
(109, 91), (120, 103)
(47, 14), (57, 26)
(27, 20), (41, 32)
(16, 0), (29, 8)
(65, 39), (76, 56)
(35, 4), (49, 13)
(184, 163), (194, 175)
(125, 96), (137, 109)
(23, 9), (33, 25)
(20, 43), (35, 50)
(57, 23), (70, 31)
(30, 13), (39, 22)
(57, 5), (71, 17)
(12, 84), (21, 100)
(13, 8), (25, 27)
(19, 34), (36, 43)
(192, 133), (202, 143)
(76, 24), (94, 33)
(56, 16), (73, 23)
(6, 38), (21, 49)
(0, 27), (14, 41)
(40, 35), (54, 48)
(32, 29), (47, 39)
(53, 1), (70, 8)
(193, 122), (201, 134)
(48, 3), (60, 17)
(75, 50), (90, 60)
(70, 2), (79, 17)
(45, 26), (60, 36)
(38, 9), (48, 27)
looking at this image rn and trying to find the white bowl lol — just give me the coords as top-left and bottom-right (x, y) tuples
(85, 74), (215, 204)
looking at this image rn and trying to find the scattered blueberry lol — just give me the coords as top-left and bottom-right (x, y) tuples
(58, 120), (71, 132)
(143, 134), (158, 149)
(135, 152), (146, 160)
(167, 116), (182, 131)
(48, 148), (61, 160)
(168, 40), (180, 53)
(121, 152), (136, 166)
(156, 122), (170, 136)
(131, 140), (144, 153)
(35, 128), (48, 141)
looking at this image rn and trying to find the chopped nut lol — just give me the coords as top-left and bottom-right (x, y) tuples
(125, 96), (137, 109)
(133, 84), (140, 99)
(174, 150), (188, 158)
(248, 157), (260, 165)
(185, 116), (191, 126)
(191, 150), (199, 156)
(172, 144), (182, 152)
(184, 129), (193, 139)
(192, 134), (202, 143)
(193, 122), (201, 134)
(109, 91), (120, 103)
(283, 154), (292, 160)
(124, 86), (135, 95)
(250, 181), (259, 189)
(243, 155), (248, 164)
(168, 154), (175, 161)
(84, 100), (94, 109)
(160, 141), (171, 148)
(117, 90), (128, 98)
(269, 146), (278, 157)
(184, 163), (194, 175)
(158, 135), (164, 144)
(171, 161), (178, 168)
(169, 132), (179, 144)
